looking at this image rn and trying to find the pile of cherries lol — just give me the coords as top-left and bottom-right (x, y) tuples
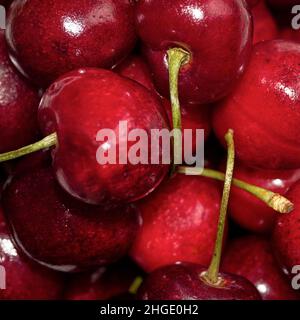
(0, 0), (300, 301)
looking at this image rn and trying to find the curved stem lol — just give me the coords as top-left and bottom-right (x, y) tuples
(203, 129), (235, 285)
(167, 47), (190, 174)
(0, 133), (57, 163)
(177, 167), (293, 214)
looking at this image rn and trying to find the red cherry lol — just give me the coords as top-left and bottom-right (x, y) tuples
(5, 0), (137, 87)
(2, 165), (140, 272)
(279, 27), (300, 42)
(246, 0), (260, 8)
(65, 260), (140, 300)
(130, 174), (222, 273)
(213, 40), (300, 170)
(135, 0), (253, 104)
(0, 30), (39, 153)
(229, 163), (300, 233)
(273, 180), (300, 275)
(137, 263), (261, 300)
(38, 68), (169, 205)
(222, 236), (300, 300)
(252, 0), (278, 44)
(0, 208), (64, 299)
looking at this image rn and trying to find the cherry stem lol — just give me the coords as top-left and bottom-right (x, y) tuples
(177, 166), (293, 214)
(203, 129), (235, 285)
(167, 47), (190, 174)
(0, 133), (57, 163)
(129, 276), (143, 295)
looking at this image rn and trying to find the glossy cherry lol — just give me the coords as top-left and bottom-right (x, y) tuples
(65, 260), (140, 300)
(130, 174), (222, 273)
(6, 0), (137, 87)
(137, 263), (261, 300)
(229, 163), (300, 233)
(252, 0), (278, 44)
(222, 236), (300, 300)
(135, 0), (253, 104)
(213, 40), (300, 169)
(0, 30), (40, 153)
(2, 165), (140, 272)
(38, 68), (169, 205)
(273, 180), (300, 275)
(0, 208), (64, 299)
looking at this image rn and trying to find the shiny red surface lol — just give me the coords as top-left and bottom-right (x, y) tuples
(39, 68), (169, 205)
(135, 0), (253, 104)
(2, 166), (140, 272)
(0, 30), (39, 153)
(130, 174), (222, 272)
(213, 40), (300, 169)
(138, 263), (261, 300)
(6, 0), (137, 87)
(222, 236), (300, 300)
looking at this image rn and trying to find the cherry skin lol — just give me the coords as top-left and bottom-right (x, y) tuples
(116, 55), (212, 150)
(246, 0), (259, 7)
(213, 40), (300, 170)
(0, 208), (64, 299)
(2, 165), (140, 272)
(229, 163), (300, 233)
(267, 0), (300, 7)
(130, 174), (222, 273)
(279, 28), (300, 42)
(38, 68), (169, 205)
(5, 0), (137, 87)
(137, 263), (261, 300)
(222, 236), (300, 300)
(65, 260), (140, 300)
(135, 0), (253, 104)
(252, 0), (278, 44)
(0, 30), (40, 153)
(273, 180), (300, 275)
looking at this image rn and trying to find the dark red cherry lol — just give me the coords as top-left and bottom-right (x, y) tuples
(137, 263), (261, 300)
(2, 165), (140, 272)
(267, 0), (300, 7)
(213, 40), (300, 169)
(229, 163), (300, 233)
(135, 0), (253, 104)
(273, 180), (300, 275)
(65, 260), (140, 300)
(130, 174), (222, 273)
(5, 0), (137, 87)
(279, 27), (300, 42)
(246, 0), (259, 7)
(0, 208), (64, 299)
(222, 236), (300, 300)
(38, 68), (169, 205)
(252, 0), (278, 44)
(0, 30), (39, 153)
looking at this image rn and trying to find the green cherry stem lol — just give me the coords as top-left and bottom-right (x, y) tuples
(167, 47), (190, 174)
(203, 129), (235, 286)
(129, 276), (143, 295)
(177, 166), (293, 214)
(0, 133), (57, 163)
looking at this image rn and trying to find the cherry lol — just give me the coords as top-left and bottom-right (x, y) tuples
(135, 0), (253, 105)
(222, 236), (300, 300)
(213, 40), (300, 170)
(137, 263), (261, 300)
(273, 180), (300, 275)
(2, 165), (140, 272)
(267, 0), (300, 7)
(0, 30), (40, 153)
(246, 0), (260, 7)
(5, 0), (137, 87)
(65, 260), (140, 300)
(229, 163), (300, 233)
(130, 174), (222, 273)
(0, 207), (64, 299)
(252, 0), (278, 44)
(37, 68), (169, 205)
(138, 130), (261, 300)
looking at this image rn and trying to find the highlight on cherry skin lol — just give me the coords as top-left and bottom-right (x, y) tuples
(0, 0), (299, 304)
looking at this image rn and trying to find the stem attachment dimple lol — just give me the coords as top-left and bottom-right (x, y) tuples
(202, 129), (235, 286)
(167, 47), (190, 174)
(0, 132), (58, 163)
